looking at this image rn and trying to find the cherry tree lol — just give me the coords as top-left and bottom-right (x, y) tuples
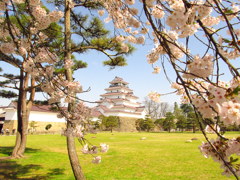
(0, 0), (64, 158)
(96, 0), (240, 178)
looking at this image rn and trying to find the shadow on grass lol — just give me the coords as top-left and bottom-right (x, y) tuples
(0, 147), (65, 179)
(0, 160), (65, 180)
(0, 146), (39, 156)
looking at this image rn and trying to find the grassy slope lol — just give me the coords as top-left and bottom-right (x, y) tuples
(0, 132), (237, 180)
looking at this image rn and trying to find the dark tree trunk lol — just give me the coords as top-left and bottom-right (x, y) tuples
(193, 124), (196, 133)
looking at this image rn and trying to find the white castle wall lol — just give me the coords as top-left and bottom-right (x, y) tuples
(5, 109), (17, 120)
(29, 111), (65, 122)
(101, 101), (113, 108)
(104, 112), (143, 118)
(5, 108), (65, 122)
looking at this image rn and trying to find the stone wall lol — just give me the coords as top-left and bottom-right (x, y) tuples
(3, 117), (138, 133)
(29, 121), (66, 133)
(2, 120), (66, 134)
(2, 120), (16, 132)
(118, 117), (138, 132)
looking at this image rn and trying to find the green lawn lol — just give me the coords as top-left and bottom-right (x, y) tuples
(0, 132), (238, 180)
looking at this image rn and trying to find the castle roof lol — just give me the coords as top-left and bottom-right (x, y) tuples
(96, 98), (141, 105)
(104, 86), (132, 92)
(5, 102), (62, 113)
(111, 104), (142, 110)
(110, 76), (129, 85)
(100, 92), (138, 99)
(91, 108), (103, 117)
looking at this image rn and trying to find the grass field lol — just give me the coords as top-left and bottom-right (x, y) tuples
(0, 132), (238, 180)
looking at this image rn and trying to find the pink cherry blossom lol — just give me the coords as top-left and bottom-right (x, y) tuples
(92, 156), (101, 164)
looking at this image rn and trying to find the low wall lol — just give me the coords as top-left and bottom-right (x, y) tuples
(118, 117), (138, 132)
(2, 120), (66, 134)
(29, 121), (66, 133)
(2, 120), (17, 132)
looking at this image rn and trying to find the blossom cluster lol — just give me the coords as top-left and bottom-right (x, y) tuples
(31, 4), (63, 30)
(82, 143), (109, 164)
(82, 143), (109, 154)
(171, 78), (240, 127)
(148, 91), (160, 102)
(183, 55), (213, 79)
(62, 124), (84, 138)
(58, 102), (91, 124)
(98, 0), (239, 80)
(199, 137), (240, 177)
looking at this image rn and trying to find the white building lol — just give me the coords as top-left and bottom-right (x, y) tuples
(92, 77), (145, 119)
(0, 102), (66, 133)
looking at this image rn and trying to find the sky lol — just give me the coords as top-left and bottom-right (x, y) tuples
(0, 42), (180, 107)
(0, 1), (237, 108)
(0, 1), (182, 107)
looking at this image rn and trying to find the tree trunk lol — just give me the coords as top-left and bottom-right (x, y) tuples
(12, 131), (21, 157)
(66, 122), (85, 180)
(16, 110), (30, 157)
(12, 72), (34, 158)
(193, 124), (196, 133)
(65, 1), (85, 179)
(12, 69), (25, 158)
(11, 117), (28, 158)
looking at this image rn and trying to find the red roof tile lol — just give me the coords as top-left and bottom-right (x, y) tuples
(6, 102), (63, 113)
(110, 76), (129, 85)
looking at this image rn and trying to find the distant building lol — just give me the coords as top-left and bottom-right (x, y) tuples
(92, 76), (145, 120)
(0, 102), (65, 133)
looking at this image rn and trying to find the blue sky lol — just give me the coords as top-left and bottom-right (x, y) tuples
(0, 1), (181, 107)
(0, 44), (180, 106)
(1, 1), (237, 107)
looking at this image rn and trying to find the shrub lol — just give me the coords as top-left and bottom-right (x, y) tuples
(45, 124), (52, 131)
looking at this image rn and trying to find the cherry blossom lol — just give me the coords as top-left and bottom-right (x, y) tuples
(148, 91), (160, 102)
(100, 143), (109, 153)
(92, 156), (101, 164)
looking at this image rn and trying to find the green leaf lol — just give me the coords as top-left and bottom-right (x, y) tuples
(103, 56), (127, 67)
(222, 38), (231, 43)
(0, 90), (18, 98)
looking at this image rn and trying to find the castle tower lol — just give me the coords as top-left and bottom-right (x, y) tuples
(92, 77), (145, 119)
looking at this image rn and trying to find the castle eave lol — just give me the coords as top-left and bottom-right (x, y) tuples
(104, 86), (132, 92)
(105, 110), (142, 115)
